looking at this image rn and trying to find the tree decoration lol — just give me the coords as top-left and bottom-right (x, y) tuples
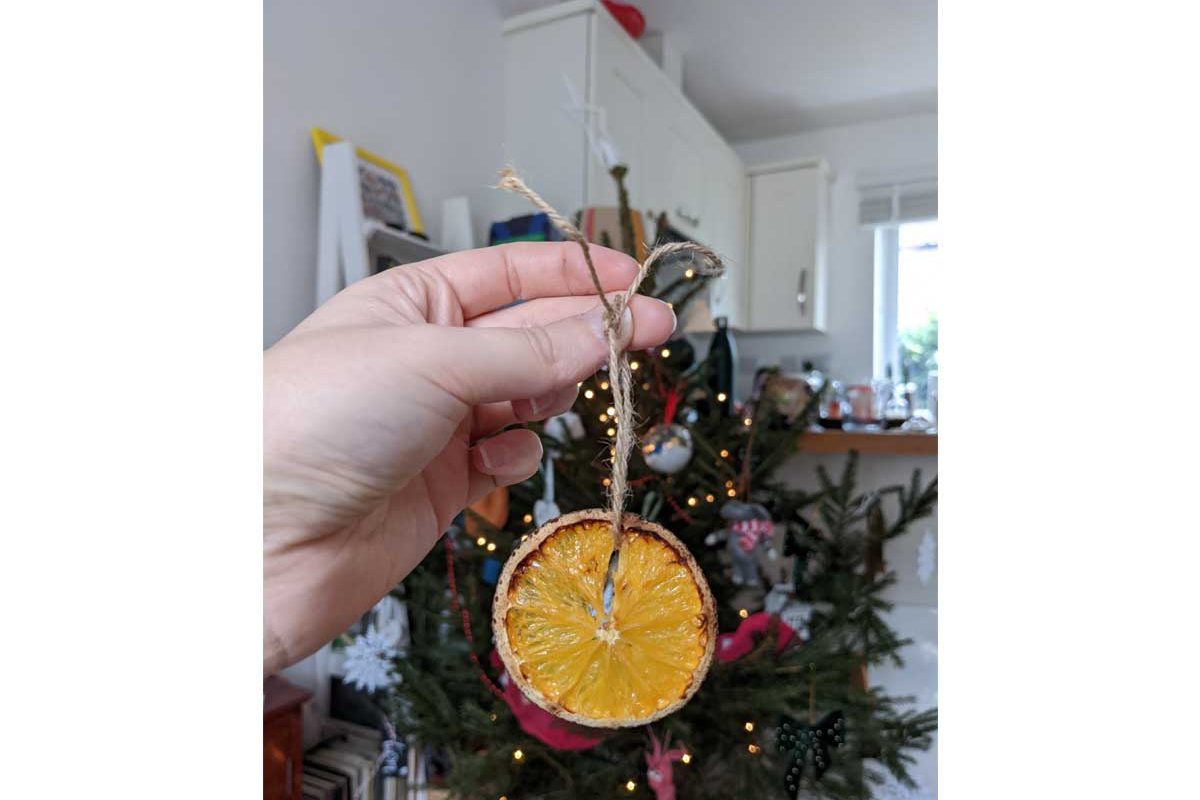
(341, 626), (398, 693)
(777, 710), (847, 793)
(644, 727), (688, 800)
(642, 422), (694, 475)
(705, 500), (778, 587)
(488, 650), (606, 751)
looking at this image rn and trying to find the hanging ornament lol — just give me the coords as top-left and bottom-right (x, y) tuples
(776, 710), (846, 792)
(763, 583), (814, 639)
(340, 625), (398, 693)
(641, 386), (692, 474)
(644, 727), (688, 800)
(703, 501), (777, 587)
(379, 716), (410, 779)
(494, 169), (722, 728)
(641, 423), (693, 474)
(544, 410), (585, 446)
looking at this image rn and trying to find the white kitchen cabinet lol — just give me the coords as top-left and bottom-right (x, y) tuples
(502, 0), (747, 328)
(744, 160), (831, 332)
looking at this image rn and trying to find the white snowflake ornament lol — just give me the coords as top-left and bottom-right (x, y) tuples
(342, 625), (398, 693)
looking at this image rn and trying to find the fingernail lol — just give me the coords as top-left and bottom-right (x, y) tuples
(585, 297), (634, 347)
(669, 304), (678, 335)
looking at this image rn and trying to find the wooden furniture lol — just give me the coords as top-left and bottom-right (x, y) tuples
(501, 0), (748, 327)
(745, 160), (832, 331)
(264, 676), (312, 800)
(796, 430), (937, 457)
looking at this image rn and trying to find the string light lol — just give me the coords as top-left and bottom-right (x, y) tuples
(630, 361), (640, 371)
(606, 406), (616, 417)
(728, 488), (738, 497)
(475, 536), (487, 546)
(642, 382), (650, 390)
(716, 392), (727, 402)
(687, 497), (698, 507)
(661, 348), (671, 358)
(681, 753), (692, 765)
(603, 478), (612, 487)
(625, 780), (637, 793)
(600, 381), (610, 390)
(747, 744), (761, 754)
(513, 749), (524, 762)
(584, 389), (595, 399)
(486, 542), (497, 552)
(720, 449), (730, 458)
(743, 417), (753, 427)
(522, 513), (533, 524)
(744, 722), (755, 732)
(599, 413), (609, 423)
(607, 427), (616, 437)
(684, 268), (696, 279)
(725, 480), (735, 488)
(490, 714), (497, 722)
(738, 608), (749, 619)
(706, 494), (715, 503)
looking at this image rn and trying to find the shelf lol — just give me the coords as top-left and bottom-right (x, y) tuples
(364, 219), (446, 265)
(796, 429), (937, 457)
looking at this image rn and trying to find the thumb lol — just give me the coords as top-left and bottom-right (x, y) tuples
(424, 297), (663, 406)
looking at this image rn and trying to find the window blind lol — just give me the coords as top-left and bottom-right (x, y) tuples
(858, 179), (937, 226)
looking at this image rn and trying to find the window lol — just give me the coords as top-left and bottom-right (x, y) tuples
(873, 220), (939, 412)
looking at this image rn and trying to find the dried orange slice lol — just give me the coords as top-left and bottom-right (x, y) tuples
(492, 509), (716, 728)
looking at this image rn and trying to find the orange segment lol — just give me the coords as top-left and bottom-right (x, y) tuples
(493, 510), (716, 728)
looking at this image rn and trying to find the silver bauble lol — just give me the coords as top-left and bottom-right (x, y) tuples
(640, 423), (694, 474)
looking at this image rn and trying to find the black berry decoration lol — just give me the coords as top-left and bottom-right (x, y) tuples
(776, 710), (845, 795)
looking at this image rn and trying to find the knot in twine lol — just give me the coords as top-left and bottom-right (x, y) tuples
(497, 167), (724, 548)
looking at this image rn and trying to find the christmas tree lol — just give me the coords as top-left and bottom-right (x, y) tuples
(347, 167), (937, 799)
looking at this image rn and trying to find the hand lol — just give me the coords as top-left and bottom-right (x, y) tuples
(263, 242), (674, 674)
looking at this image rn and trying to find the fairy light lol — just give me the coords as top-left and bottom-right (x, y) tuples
(513, 749), (524, 762)
(603, 478), (612, 487)
(720, 449), (730, 458)
(600, 381), (610, 390)
(747, 744), (761, 755)
(476, 536), (487, 547)
(606, 406), (616, 417)
(738, 608), (749, 619)
(725, 480), (734, 488)
(706, 494), (715, 503)
(743, 417), (753, 427)
(716, 392), (727, 402)
(728, 488), (738, 497)
(599, 413), (609, 422)
(642, 382), (650, 390)
(687, 497), (698, 507)
(744, 722), (755, 732)
(630, 361), (640, 371)
(490, 713), (497, 722)
(660, 348), (671, 358)
(681, 753), (692, 765)
(522, 513), (533, 524)
(584, 389), (595, 399)
(607, 427), (616, 437)
(625, 780), (637, 793)
(684, 268), (696, 279)
(486, 542), (497, 552)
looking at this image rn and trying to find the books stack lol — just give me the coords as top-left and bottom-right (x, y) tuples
(302, 719), (403, 800)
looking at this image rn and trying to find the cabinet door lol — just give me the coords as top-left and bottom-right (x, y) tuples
(661, 102), (707, 238)
(706, 155), (748, 327)
(748, 167), (822, 331)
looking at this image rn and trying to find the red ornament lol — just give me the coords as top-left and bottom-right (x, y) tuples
(601, 1), (646, 39)
(488, 650), (607, 750)
(715, 612), (799, 663)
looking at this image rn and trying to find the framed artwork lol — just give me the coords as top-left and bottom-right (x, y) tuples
(311, 127), (425, 236)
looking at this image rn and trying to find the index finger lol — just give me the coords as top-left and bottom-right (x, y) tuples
(411, 241), (641, 320)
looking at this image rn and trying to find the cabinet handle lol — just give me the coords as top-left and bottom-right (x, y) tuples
(797, 268), (808, 317)
(675, 206), (700, 228)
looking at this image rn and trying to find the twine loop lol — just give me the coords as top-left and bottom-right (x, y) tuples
(497, 168), (723, 547)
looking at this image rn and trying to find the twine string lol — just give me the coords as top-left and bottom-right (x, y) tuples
(497, 168), (723, 547)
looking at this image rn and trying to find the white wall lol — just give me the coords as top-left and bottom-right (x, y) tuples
(264, 0), (507, 346)
(719, 113), (937, 393)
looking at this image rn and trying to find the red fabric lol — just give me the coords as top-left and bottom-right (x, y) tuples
(601, 1), (646, 39)
(715, 612), (799, 663)
(489, 650), (606, 750)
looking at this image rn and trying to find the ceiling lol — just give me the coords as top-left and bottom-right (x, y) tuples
(495, 0), (937, 142)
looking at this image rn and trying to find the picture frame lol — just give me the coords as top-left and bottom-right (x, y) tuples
(311, 127), (425, 236)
